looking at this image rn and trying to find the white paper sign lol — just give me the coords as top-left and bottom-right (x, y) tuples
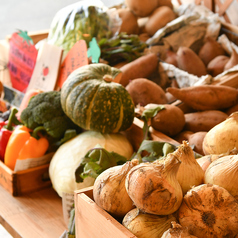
(14, 152), (54, 172)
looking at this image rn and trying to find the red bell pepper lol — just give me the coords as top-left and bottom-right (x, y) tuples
(0, 108), (21, 162)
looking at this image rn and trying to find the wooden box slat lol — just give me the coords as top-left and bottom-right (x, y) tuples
(0, 161), (51, 196)
(74, 187), (136, 238)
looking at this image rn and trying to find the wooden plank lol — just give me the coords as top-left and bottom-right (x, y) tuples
(74, 188), (136, 238)
(5, 29), (49, 45)
(0, 186), (66, 238)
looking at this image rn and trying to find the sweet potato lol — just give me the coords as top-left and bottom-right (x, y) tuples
(174, 130), (194, 143)
(150, 104), (185, 137)
(225, 103), (238, 115)
(126, 78), (168, 106)
(117, 8), (140, 35)
(167, 85), (238, 111)
(119, 53), (159, 87)
(145, 6), (177, 36)
(184, 110), (228, 132)
(174, 131), (207, 155)
(187, 131), (207, 156)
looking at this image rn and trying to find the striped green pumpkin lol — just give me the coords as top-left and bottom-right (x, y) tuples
(60, 63), (135, 134)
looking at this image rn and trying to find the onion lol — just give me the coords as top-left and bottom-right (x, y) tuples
(204, 154), (238, 199)
(161, 221), (198, 238)
(122, 208), (177, 238)
(93, 159), (139, 218)
(197, 148), (238, 172)
(196, 154), (222, 172)
(178, 183), (238, 237)
(173, 141), (204, 195)
(203, 112), (238, 155)
(125, 152), (183, 215)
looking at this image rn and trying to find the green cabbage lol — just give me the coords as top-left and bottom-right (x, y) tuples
(49, 130), (134, 197)
(47, 0), (119, 57)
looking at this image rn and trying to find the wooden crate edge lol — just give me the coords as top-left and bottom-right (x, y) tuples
(74, 187), (137, 238)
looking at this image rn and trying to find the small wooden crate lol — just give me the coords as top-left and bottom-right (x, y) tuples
(0, 161), (51, 196)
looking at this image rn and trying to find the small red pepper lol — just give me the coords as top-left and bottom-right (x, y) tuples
(4, 125), (49, 170)
(0, 108), (20, 162)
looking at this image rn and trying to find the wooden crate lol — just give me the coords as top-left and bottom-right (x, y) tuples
(0, 161), (51, 196)
(74, 118), (179, 238)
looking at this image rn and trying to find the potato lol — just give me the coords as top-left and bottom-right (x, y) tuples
(125, 0), (158, 17)
(174, 131), (207, 155)
(151, 104), (185, 137)
(207, 55), (230, 77)
(167, 85), (238, 111)
(176, 46), (207, 77)
(187, 131), (207, 156)
(226, 104), (238, 116)
(126, 78), (168, 106)
(145, 6), (177, 36)
(198, 37), (226, 66)
(184, 110), (228, 132)
(119, 53), (159, 87)
(174, 130), (193, 143)
(117, 8), (139, 35)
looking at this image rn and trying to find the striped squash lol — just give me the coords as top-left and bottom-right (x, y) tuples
(60, 63), (135, 134)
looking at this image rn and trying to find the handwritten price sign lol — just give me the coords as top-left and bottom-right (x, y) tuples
(57, 40), (88, 89)
(8, 31), (38, 93)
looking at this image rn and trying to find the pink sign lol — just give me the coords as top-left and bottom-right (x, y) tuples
(57, 40), (88, 89)
(8, 31), (38, 93)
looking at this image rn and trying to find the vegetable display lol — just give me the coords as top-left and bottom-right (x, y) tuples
(60, 63), (135, 134)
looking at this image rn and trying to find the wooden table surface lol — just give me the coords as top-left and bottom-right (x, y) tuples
(0, 185), (67, 238)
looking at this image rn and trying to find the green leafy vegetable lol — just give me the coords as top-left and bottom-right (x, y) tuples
(75, 145), (129, 183)
(140, 105), (165, 140)
(137, 140), (178, 162)
(98, 33), (148, 65)
(48, 5), (113, 56)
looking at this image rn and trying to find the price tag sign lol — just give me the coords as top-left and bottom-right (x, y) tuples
(26, 41), (63, 92)
(8, 30), (38, 93)
(57, 40), (88, 89)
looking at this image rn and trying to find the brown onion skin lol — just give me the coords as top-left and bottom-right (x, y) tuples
(178, 183), (238, 238)
(93, 159), (139, 218)
(125, 155), (183, 215)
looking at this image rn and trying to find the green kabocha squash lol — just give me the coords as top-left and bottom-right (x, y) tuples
(61, 63), (135, 134)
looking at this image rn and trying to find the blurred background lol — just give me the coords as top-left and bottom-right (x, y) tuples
(0, 0), (123, 40)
